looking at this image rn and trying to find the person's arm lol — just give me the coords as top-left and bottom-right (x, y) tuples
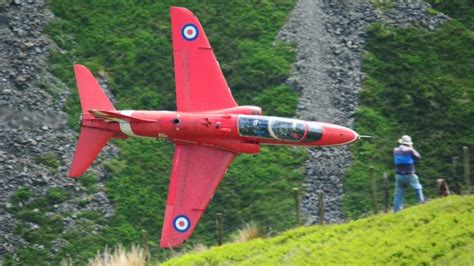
(411, 147), (421, 160)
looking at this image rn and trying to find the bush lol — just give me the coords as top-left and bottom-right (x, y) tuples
(35, 152), (59, 171)
(11, 187), (32, 203)
(46, 187), (70, 205)
(231, 222), (262, 243)
(78, 174), (99, 192)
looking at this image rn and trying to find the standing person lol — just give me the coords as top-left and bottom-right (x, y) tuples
(393, 135), (424, 212)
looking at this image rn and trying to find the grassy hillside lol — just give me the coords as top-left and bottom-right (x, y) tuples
(344, 2), (474, 219)
(163, 195), (474, 265)
(3, 1), (305, 265)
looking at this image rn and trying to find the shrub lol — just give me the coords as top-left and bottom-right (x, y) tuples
(78, 174), (99, 192)
(46, 187), (70, 205)
(11, 187), (32, 203)
(86, 244), (148, 266)
(232, 222), (262, 243)
(35, 152), (59, 171)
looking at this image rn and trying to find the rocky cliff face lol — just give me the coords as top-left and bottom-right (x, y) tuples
(279, 0), (447, 224)
(0, 0), (115, 261)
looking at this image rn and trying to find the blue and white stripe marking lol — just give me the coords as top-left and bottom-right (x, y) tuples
(182, 24), (199, 41)
(173, 215), (191, 232)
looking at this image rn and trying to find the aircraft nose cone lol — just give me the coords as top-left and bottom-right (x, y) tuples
(324, 124), (359, 146)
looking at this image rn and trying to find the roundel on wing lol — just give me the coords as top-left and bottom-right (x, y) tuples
(181, 24), (199, 41)
(173, 215), (191, 232)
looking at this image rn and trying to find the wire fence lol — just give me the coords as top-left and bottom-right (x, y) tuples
(138, 146), (472, 257)
(368, 146), (472, 214)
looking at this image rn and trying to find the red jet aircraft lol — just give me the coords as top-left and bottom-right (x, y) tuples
(69, 7), (359, 248)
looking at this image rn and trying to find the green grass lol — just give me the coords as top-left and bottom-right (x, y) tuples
(35, 152), (60, 173)
(344, 5), (474, 219)
(163, 195), (474, 265)
(4, 1), (306, 265)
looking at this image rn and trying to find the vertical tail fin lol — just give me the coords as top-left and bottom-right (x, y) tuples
(74, 64), (115, 118)
(68, 64), (116, 178)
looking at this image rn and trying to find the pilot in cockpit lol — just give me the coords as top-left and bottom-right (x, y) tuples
(252, 119), (265, 137)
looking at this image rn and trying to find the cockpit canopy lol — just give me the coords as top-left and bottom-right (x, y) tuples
(238, 115), (322, 142)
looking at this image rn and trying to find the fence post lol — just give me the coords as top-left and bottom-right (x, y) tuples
(383, 172), (389, 213)
(463, 146), (471, 194)
(66, 254), (72, 266)
(216, 213), (223, 246)
(370, 166), (378, 214)
(318, 191), (325, 225)
(452, 156), (460, 194)
(141, 229), (149, 263)
(293, 188), (301, 226)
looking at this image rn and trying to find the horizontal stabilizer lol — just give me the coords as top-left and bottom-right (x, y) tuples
(89, 109), (155, 123)
(68, 127), (113, 178)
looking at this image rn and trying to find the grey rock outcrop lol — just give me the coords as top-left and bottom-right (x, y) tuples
(279, 0), (448, 224)
(0, 0), (116, 260)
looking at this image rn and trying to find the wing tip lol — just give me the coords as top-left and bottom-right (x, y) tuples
(73, 64), (93, 79)
(67, 170), (82, 179)
(68, 161), (87, 178)
(170, 6), (193, 15)
(160, 237), (186, 249)
(73, 64), (87, 72)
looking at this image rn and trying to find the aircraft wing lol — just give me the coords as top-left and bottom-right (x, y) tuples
(160, 144), (236, 248)
(170, 7), (238, 112)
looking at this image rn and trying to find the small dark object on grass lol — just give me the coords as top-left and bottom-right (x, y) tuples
(436, 178), (450, 197)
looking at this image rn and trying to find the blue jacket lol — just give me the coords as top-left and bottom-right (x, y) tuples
(394, 145), (421, 175)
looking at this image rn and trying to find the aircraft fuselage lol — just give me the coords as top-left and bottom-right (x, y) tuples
(84, 105), (358, 155)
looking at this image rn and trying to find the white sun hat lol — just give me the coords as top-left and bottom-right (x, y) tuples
(398, 135), (413, 145)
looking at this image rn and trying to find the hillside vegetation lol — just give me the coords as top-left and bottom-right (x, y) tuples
(163, 195), (474, 265)
(4, 1), (304, 265)
(344, 1), (474, 219)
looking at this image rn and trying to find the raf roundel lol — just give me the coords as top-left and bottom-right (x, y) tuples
(181, 24), (199, 41)
(173, 215), (191, 232)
